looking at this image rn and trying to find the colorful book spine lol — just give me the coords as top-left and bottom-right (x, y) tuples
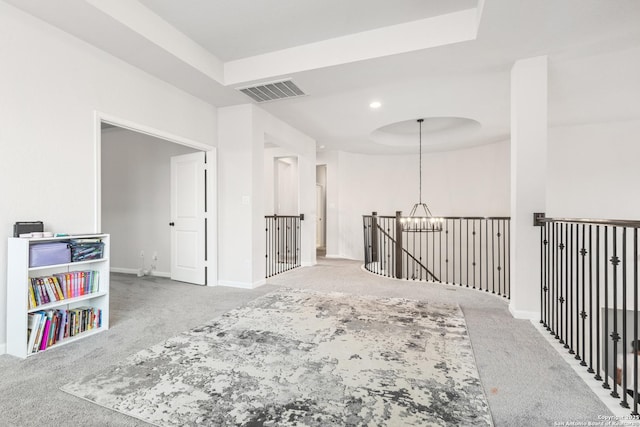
(39, 316), (51, 351)
(31, 312), (45, 353)
(28, 281), (37, 309)
(28, 271), (100, 309)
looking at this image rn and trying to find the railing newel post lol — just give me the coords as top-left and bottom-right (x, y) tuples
(395, 211), (403, 279)
(371, 212), (379, 264)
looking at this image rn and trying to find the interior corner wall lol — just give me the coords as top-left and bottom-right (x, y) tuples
(218, 105), (316, 287)
(0, 3), (217, 351)
(101, 128), (198, 275)
(253, 106), (317, 268)
(327, 141), (510, 260)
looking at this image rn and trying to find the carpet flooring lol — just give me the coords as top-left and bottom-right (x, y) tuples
(61, 289), (492, 426)
(0, 256), (614, 426)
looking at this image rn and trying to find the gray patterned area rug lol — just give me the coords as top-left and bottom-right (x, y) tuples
(61, 288), (493, 426)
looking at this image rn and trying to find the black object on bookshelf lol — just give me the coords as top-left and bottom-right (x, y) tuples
(13, 221), (43, 237)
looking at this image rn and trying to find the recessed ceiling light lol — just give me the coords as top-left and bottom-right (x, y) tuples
(319, 145), (326, 149)
(369, 101), (382, 109)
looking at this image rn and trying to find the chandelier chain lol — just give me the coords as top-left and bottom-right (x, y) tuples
(418, 118), (423, 204)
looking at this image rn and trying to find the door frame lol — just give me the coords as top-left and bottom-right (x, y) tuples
(316, 184), (325, 248)
(93, 111), (217, 286)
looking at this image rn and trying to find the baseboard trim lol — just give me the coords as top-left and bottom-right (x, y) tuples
(110, 267), (170, 278)
(217, 279), (266, 289)
(0, 342), (6, 355)
(508, 305), (539, 321)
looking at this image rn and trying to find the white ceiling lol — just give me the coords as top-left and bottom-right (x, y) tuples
(5, 0), (640, 154)
(138, 0), (478, 61)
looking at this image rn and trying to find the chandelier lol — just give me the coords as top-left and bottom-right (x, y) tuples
(400, 119), (443, 232)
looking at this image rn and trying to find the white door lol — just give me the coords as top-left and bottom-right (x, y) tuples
(170, 152), (206, 284)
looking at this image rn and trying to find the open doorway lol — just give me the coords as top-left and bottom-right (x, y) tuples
(97, 116), (216, 286)
(274, 156), (299, 215)
(316, 164), (327, 257)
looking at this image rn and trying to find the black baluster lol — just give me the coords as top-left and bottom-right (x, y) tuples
(432, 220), (436, 281)
(540, 222), (547, 326)
(486, 219), (489, 292)
(580, 224), (587, 366)
(611, 226), (620, 399)
(459, 218), (463, 287)
(507, 219), (511, 298)
(575, 223), (581, 361)
(565, 222), (570, 349)
(603, 226), (611, 389)
(548, 223), (553, 331)
(621, 228), (628, 409)
(569, 224), (574, 354)
(491, 219), (496, 293)
(497, 220), (502, 295)
(480, 219), (483, 291)
(553, 222), (557, 336)
(588, 225), (594, 374)
(595, 226), (602, 381)
(446, 219), (450, 283)
(471, 219), (476, 289)
(452, 219), (456, 285)
(550, 222), (556, 335)
(439, 221), (443, 283)
(473, 220), (477, 289)
(633, 228), (638, 415)
(466, 219), (470, 287)
(559, 223), (565, 344)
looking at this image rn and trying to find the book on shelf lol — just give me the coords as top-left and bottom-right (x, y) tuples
(27, 285), (37, 310)
(39, 315), (51, 351)
(28, 270), (100, 308)
(30, 312), (46, 354)
(27, 307), (102, 354)
(26, 313), (39, 352)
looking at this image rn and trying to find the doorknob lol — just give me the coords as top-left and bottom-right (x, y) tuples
(169, 222), (175, 226)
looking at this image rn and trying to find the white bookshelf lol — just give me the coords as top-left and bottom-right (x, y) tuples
(6, 234), (110, 358)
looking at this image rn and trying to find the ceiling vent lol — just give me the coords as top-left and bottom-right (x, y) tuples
(238, 79), (306, 103)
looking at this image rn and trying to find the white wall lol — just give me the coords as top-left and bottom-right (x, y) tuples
(218, 105), (316, 287)
(101, 128), (198, 275)
(323, 141), (510, 260)
(546, 42), (640, 218)
(509, 56), (548, 320)
(0, 3), (217, 351)
(254, 108), (317, 268)
(217, 105), (256, 287)
(547, 120), (640, 220)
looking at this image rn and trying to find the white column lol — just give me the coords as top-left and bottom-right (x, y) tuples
(509, 55), (548, 319)
(217, 105), (263, 288)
